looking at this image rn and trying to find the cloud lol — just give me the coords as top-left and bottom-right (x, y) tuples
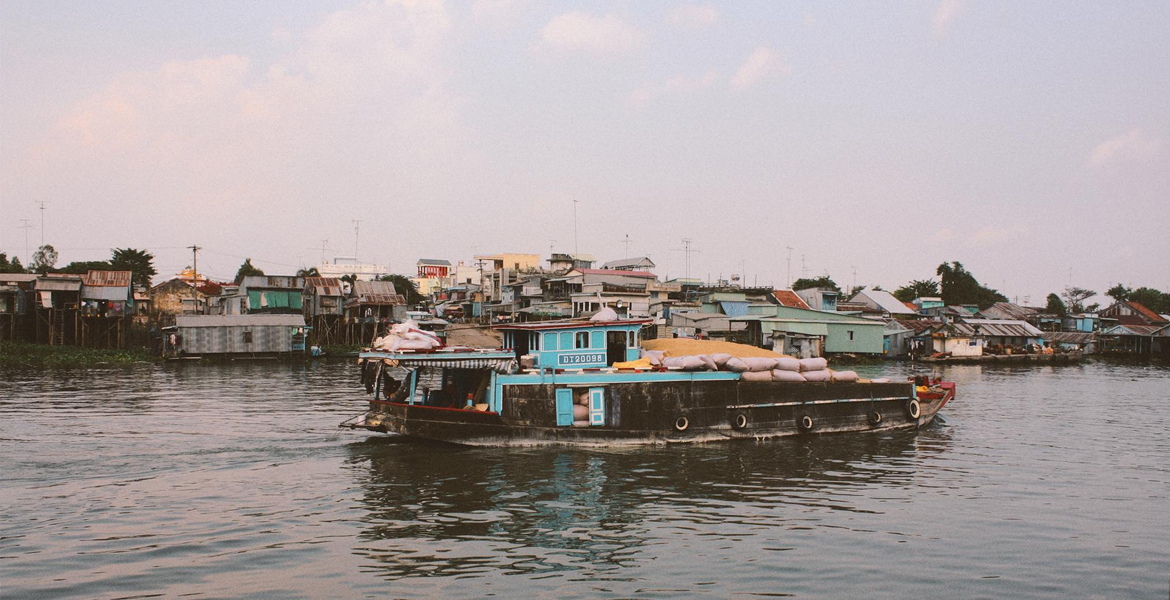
(927, 228), (954, 243)
(628, 70), (717, 104)
(538, 12), (646, 53)
(730, 46), (788, 90)
(28, 0), (463, 222)
(668, 5), (719, 30)
(1089, 128), (1164, 167)
(933, 0), (961, 38)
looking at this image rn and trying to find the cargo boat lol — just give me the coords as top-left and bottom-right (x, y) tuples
(341, 318), (954, 446)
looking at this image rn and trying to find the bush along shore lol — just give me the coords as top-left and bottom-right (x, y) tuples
(0, 342), (153, 367)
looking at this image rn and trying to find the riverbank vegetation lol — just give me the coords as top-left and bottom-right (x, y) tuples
(0, 342), (152, 366)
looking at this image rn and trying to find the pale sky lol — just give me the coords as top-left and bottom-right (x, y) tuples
(2, 1), (1167, 306)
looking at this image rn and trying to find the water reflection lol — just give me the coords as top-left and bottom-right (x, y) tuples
(344, 425), (954, 581)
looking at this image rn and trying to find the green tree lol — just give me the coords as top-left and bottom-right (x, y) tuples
(0, 253), (27, 273)
(1106, 284), (1131, 302)
(110, 248), (157, 288)
(234, 258), (265, 284)
(296, 266), (320, 277)
(893, 279), (940, 303)
(379, 274), (425, 306)
(29, 244), (58, 273)
(1060, 287), (1096, 313)
(791, 275), (840, 292)
(935, 261), (1007, 309)
(1045, 293), (1067, 316)
(1129, 287), (1170, 314)
(58, 260), (113, 274)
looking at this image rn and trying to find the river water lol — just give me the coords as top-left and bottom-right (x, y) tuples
(1, 360), (1167, 599)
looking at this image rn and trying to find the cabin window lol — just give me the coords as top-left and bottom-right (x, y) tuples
(847, 330), (854, 341)
(530, 332), (540, 351)
(544, 332), (558, 350)
(627, 331), (637, 348)
(242, 331), (253, 343)
(576, 332), (589, 348)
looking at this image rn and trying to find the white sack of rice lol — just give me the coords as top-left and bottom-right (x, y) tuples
(771, 369), (806, 382)
(573, 404), (589, 420)
(742, 357), (779, 372)
(775, 357), (801, 372)
(802, 369), (832, 382)
(699, 355), (718, 371)
(830, 370), (859, 382)
(799, 357), (829, 372)
(710, 353), (733, 368)
(723, 357), (749, 372)
(740, 370), (773, 382)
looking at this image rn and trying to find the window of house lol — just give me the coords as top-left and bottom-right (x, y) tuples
(243, 331), (253, 343)
(576, 332), (589, 348)
(847, 330), (854, 341)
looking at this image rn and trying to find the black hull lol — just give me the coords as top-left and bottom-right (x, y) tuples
(347, 380), (953, 447)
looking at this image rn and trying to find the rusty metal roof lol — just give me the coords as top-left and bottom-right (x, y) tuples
(1129, 301), (1168, 324)
(83, 270), (132, 287)
(304, 277), (345, 297)
(771, 289), (811, 309)
(349, 280), (405, 306)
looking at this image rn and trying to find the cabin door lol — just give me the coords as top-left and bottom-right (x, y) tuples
(606, 331), (626, 365)
(555, 389), (574, 427)
(588, 388), (605, 426)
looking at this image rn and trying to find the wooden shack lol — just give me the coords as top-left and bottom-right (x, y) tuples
(344, 280), (406, 344)
(303, 277), (346, 345)
(79, 270), (134, 349)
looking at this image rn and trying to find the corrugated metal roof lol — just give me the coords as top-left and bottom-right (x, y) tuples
(0, 274), (38, 283)
(962, 319), (1044, 337)
(417, 258), (452, 266)
(600, 257), (656, 270)
(1129, 301), (1168, 324)
(771, 289), (810, 309)
(83, 270), (132, 287)
(852, 290), (917, 315)
(35, 277), (82, 291)
(572, 268), (656, 278)
(980, 302), (1038, 321)
(304, 276), (345, 297)
(1042, 332), (1094, 344)
(1103, 324), (1162, 336)
(719, 301), (749, 317)
(349, 280), (405, 305)
(175, 315), (306, 328)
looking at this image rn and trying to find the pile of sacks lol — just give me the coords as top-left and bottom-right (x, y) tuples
(372, 320), (442, 352)
(641, 351), (858, 383)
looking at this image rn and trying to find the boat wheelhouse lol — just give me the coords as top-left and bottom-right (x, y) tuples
(343, 317), (954, 446)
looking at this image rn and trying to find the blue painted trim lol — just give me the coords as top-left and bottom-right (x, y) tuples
(501, 370), (742, 386)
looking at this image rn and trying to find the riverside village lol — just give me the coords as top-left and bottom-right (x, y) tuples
(1, 246), (1167, 362)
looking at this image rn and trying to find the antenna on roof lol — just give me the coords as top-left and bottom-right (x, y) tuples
(19, 219), (35, 265)
(352, 220), (362, 263)
(572, 199), (579, 257)
(786, 246), (793, 288)
(36, 198), (47, 245)
(622, 234), (631, 259)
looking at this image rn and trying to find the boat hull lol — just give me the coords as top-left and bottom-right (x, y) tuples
(346, 380), (953, 447)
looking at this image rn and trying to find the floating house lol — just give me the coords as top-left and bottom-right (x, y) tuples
(161, 314), (308, 358)
(732, 305), (885, 357)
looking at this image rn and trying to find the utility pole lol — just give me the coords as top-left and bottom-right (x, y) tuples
(622, 234), (631, 259)
(188, 245), (202, 286)
(801, 254), (808, 279)
(36, 198), (46, 245)
(19, 219), (34, 265)
(320, 239), (329, 264)
(852, 265), (858, 294)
